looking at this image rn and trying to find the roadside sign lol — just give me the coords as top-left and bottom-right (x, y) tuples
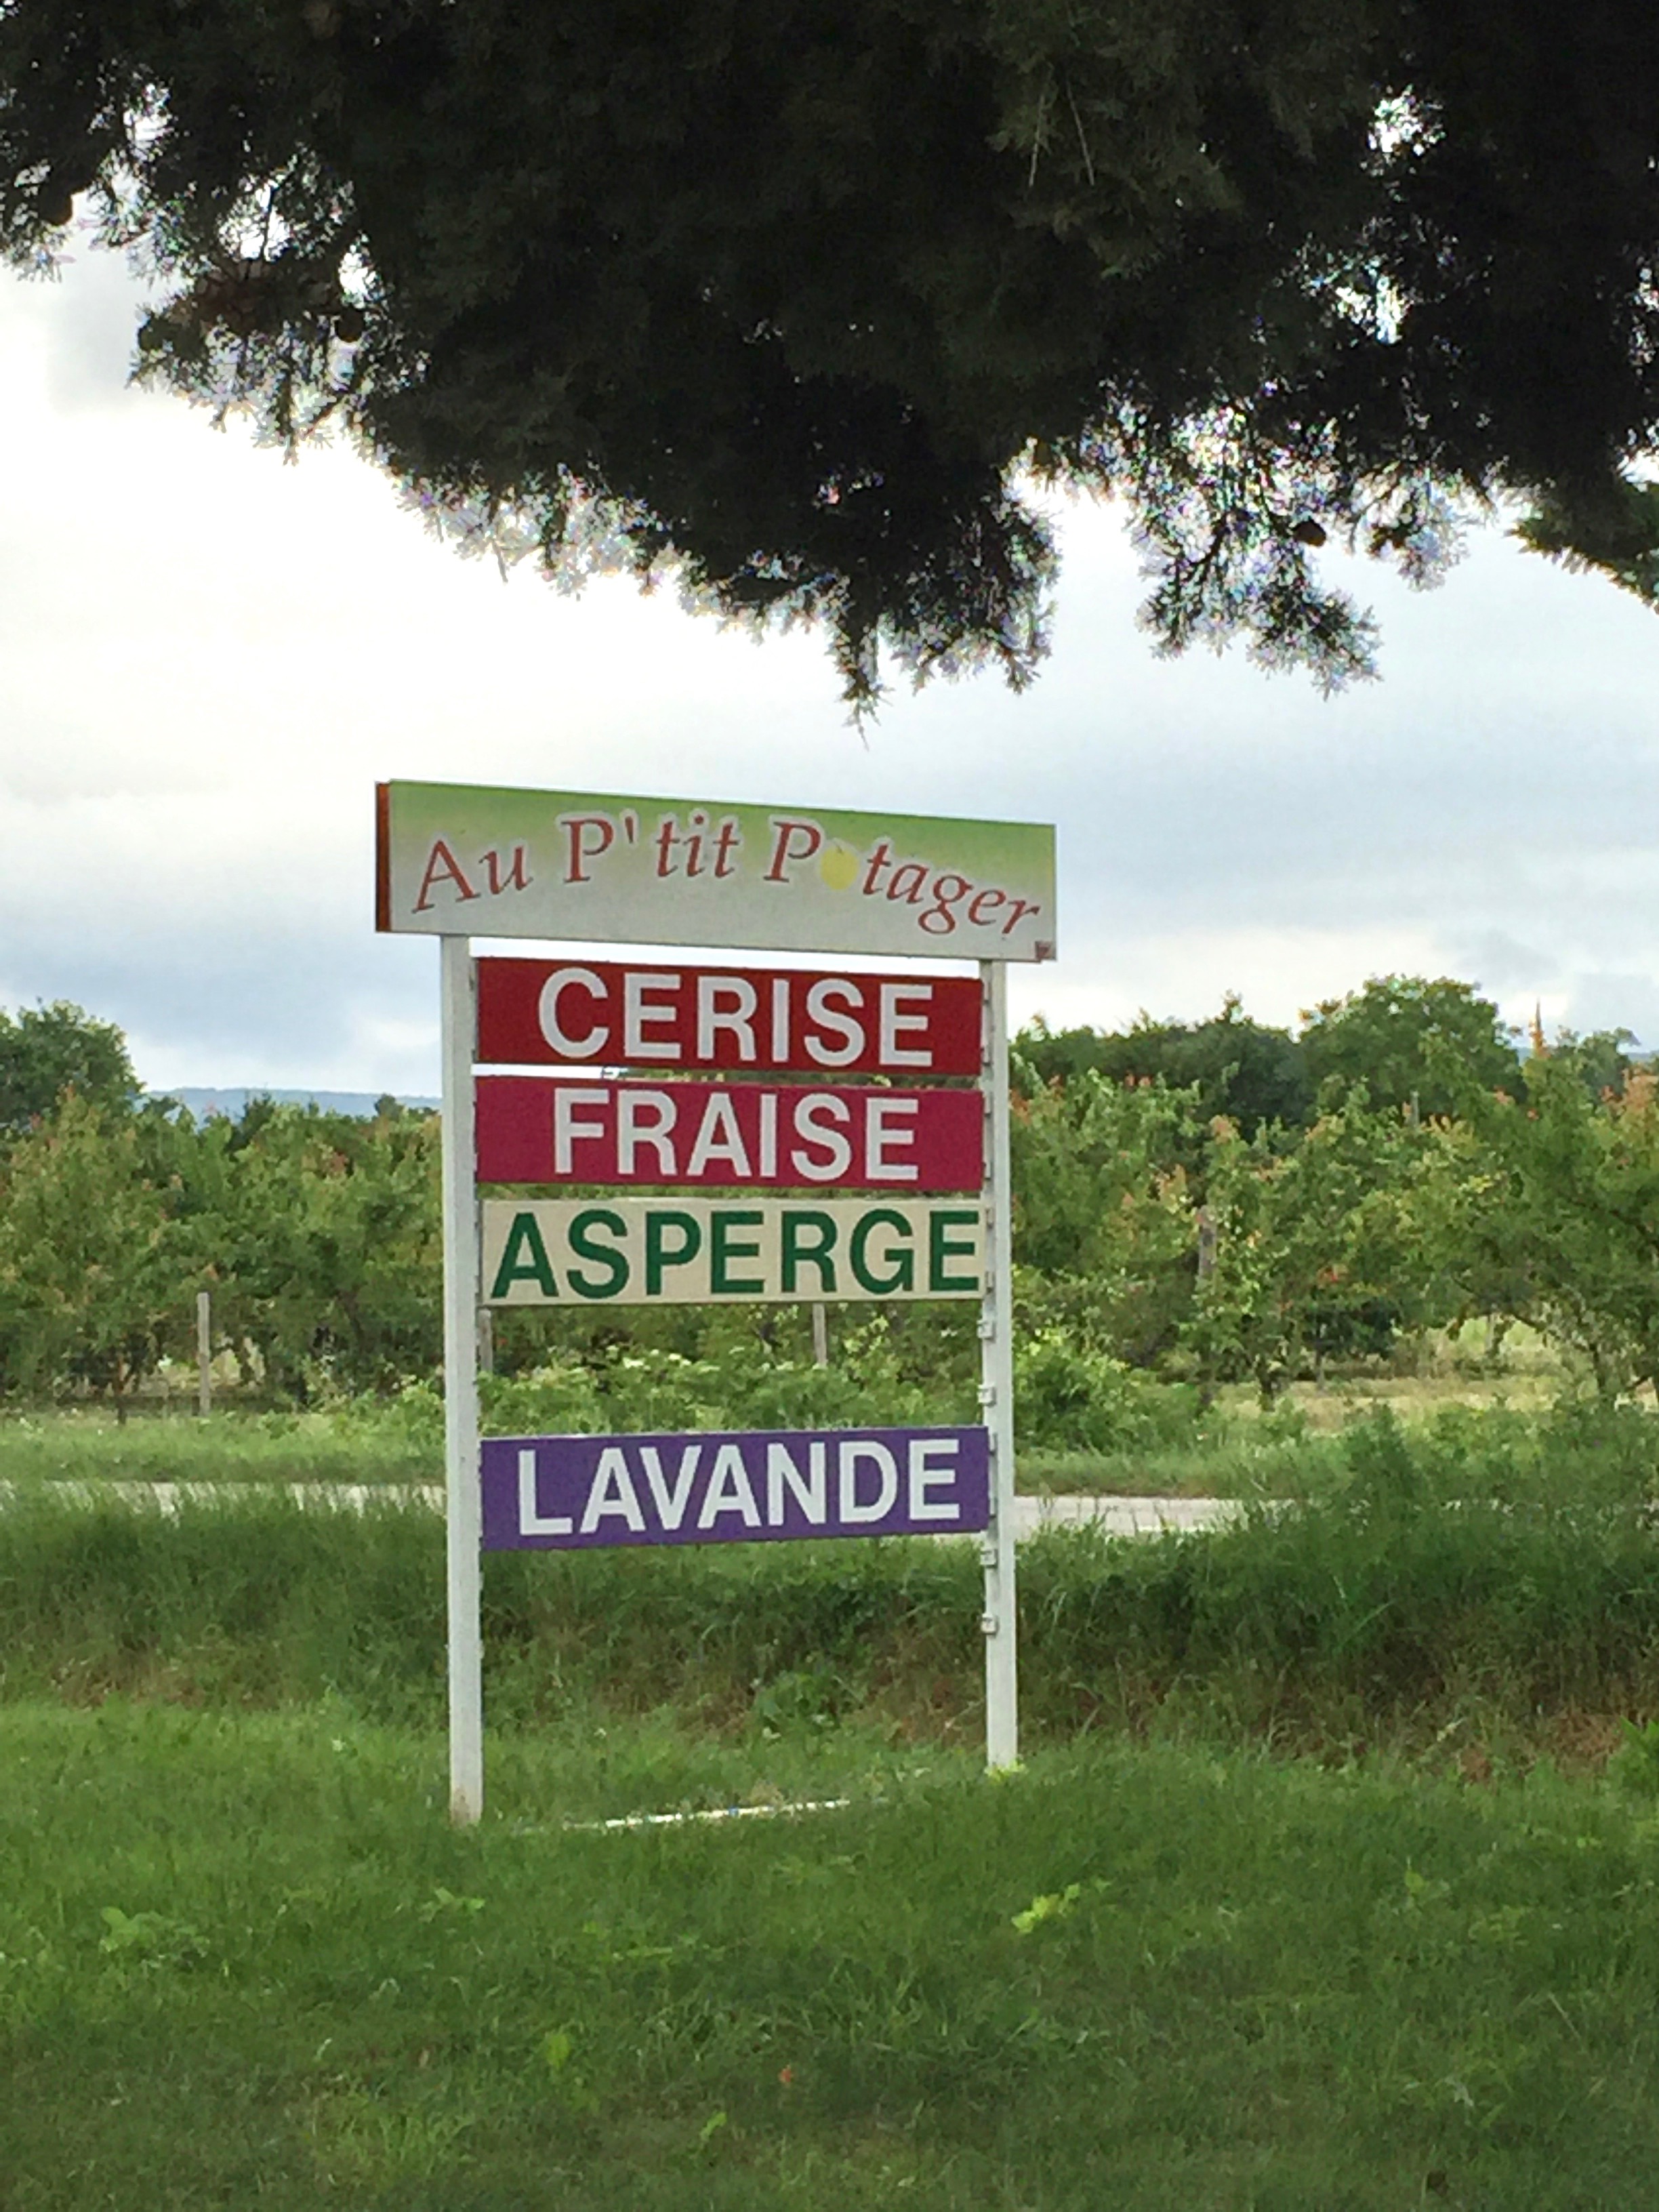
(476, 1076), (983, 1191)
(483, 1426), (991, 1549)
(482, 1197), (983, 1305)
(404, 775), (1045, 1824)
(477, 958), (983, 1074)
(377, 781), (1056, 962)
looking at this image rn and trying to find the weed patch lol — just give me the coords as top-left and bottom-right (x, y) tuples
(8, 1441), (1659, 1761)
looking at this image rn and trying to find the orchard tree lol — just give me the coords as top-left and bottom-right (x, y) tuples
(1010, 1065), (1202, 1365)
(0, 1092), (191, 1410)
(1435, 1061), (1659, 1399)
(1188, 1097), (1432, 1400)
(2, 3), (1658, 704)
(207, 1100), (443, 1398)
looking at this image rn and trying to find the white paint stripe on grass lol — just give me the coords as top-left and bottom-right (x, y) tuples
(565, 1797), (854, 1834)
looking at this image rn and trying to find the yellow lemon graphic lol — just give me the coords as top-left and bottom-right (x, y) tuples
(817, 844), (860, 891)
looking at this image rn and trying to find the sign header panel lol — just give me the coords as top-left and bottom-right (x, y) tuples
(476, 1077), (983, 1191)
(377, 781), (1055, 962)
(483, 1426), (991, 1549)
(477, 959), (984, 1075)
(482, 1197), (983, 1305)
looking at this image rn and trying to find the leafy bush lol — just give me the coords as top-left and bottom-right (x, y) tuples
(1015, 1332), (1200, 1454)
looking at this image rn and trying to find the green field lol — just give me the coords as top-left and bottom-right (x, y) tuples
(9, 1702), (1659, 2210)
(9, 1407), (1659, 2206)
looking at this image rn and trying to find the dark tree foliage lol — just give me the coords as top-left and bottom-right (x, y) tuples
(1019, 998), (1313, 1136)
(1551, 1027), (1641, 1101)
(2, 1), (1656, 703)
(1298, 975), (1521, 1118)
(0, 1001), (138, 1134)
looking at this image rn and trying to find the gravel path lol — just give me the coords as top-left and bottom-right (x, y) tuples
(5, 1481), (1242, 1540)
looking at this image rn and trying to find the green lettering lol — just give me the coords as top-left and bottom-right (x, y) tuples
(489, 1210), (558, 1300)
(780, 1210), (837, 1294)
(928, 1208), (980, 1294)
(710, 1208), (764, 1295)
(645, 1209), (703, 1296)
(850, 1208), (914, 1295)
(567, 1207), (629, 1299)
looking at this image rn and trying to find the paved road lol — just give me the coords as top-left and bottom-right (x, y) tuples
(6, 1481), (1242, 1540)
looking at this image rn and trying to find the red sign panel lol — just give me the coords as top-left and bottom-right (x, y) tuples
(476, 1078), (983, 1191)
(476, 959), (981, 1076)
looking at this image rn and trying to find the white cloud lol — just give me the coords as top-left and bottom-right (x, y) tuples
(3, 243), (1659, 1090)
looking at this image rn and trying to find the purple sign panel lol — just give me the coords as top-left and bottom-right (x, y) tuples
(481, 1425), (991, 1550)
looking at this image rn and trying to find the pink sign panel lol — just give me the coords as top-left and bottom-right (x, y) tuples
(476, 958), (983, 1076)
(476, 1076), (983, 1191)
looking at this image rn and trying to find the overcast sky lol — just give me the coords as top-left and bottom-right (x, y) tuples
(3, 234), (1658, 1096)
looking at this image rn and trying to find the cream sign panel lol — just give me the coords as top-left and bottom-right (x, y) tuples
(376, 781), (1056, 962)
(483, 1198), (985, 1307)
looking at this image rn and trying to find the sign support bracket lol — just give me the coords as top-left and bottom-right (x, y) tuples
(980, 958), (1018, 1769)
(440, 934), (484, 1824)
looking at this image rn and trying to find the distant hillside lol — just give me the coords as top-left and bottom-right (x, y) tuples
(168, 1088), (439, 1120)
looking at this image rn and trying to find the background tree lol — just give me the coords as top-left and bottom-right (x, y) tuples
(1551, 1026), (1641, 1101)
(1019, 1000), (1312, 1137)
(0, 1001), (138, 1136)
(3, 2), (1657, 704)
(1298, 976), (1521, 1120)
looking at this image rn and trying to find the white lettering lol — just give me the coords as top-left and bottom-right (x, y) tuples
(770, 976), (792, 1063)
(697, 975), (758, 1062)
(554, 1084), (611, 1174)
(906, 1435), (960, 1521)
(879, 982), (933, 1069)
(579, 1447), (647, 1533)
(804, 978), (864, 1067)
(790, 1094), (853, 1182)
(638, 1443), (701, 1530)
(864, 1095), (920, 1182)
(538, 968), (608, 1059)
(517, 1446), (573, 1535)
(623, 972), (681, 1061)
(687, 1092), (753, 1178)
(838, 1438), (898, 1523)
(766, 1440), (827, 1525)
(617, 1090), (676, 1177)
(758, 1091), (778, 1179)
(698, 1442), (762, 1527)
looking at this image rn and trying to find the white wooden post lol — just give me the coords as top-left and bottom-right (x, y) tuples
(811, 1301), (830, 1368)
(980, 960), (1019, 1769)
(439, 935), (484, 1824)
(196, 1290), (212, 1417)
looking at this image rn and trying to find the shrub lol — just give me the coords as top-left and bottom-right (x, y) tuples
(1014, 1332), (1200, 1453)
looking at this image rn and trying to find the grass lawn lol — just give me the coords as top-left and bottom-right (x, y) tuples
(0, 1406), (436, 1488)
(7, 1701), (1659, 2210)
